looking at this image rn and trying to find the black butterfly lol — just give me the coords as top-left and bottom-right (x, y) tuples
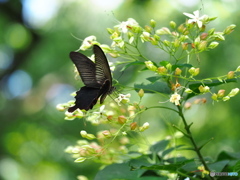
(68, 45), (114, 112)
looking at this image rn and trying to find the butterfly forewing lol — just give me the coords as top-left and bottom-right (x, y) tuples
(93, 45), (112, 85)
(69, 52), (100, 88)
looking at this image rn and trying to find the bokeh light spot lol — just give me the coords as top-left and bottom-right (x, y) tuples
(6, 70), (32, 98)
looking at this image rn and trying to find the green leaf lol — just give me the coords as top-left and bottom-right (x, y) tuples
(217, 151), (240, 161)
(172, 63), (192, 70)
(95, 163), (140, 180)
(150, 140), (169, 154)
(134, 82), (171, 94)
(162, 145), (185, 157)
(146, 76), (162, 83)
(120, 61), (145, 71)
(159, 61), (170, 67)
(208, 160), (229, 172)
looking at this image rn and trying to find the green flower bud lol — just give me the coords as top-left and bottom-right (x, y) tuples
(163, 40), (171, 46)
(150, 19), (156, 28)
(139, 122), (149, 132)
(188, 67), (200, 76)
(153, 34), (160, 41)
(228, 88), (239, 97)
(138, 89), (144, 98)
(227, 71), (234, 79)
(173, 39), (180, 48)
(185, 88), (193, 94)
(208, 41), (219, 49)
(145, 61), (157, 71)
(170, 21), (176, 29)
(107, 28), (114, 34)
(145, 25), (152, 32)
(198, 41), (207, 51)
(211, 93), (218, 101)
(199, 85), (210, 93)
(223, 24), (236, 35)
(222, 96), (230, 101)
(208, 28), (215, 35)
(236, 66), (240, 72)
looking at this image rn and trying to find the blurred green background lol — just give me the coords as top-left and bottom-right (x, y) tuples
(0, 0), (239, 179)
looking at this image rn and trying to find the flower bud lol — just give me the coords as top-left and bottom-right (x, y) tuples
(223, 96), (230, 101)
(188, 67), (200, 76)
(56, 104), (66, 111)
(145, 25), (152, 32)
(200, 33), (208, 40)
(223, 24), (236, 35)
(150, 19), (156, 28)
(184, 102), (191, 109)
(156, 27), (171, 35)
(107, 28), (114, 34)
(182, 43), (188, 50)
(166, 63), (172, 70)
(199, 85), (210, 93)
(211, 93), (218, 101)
(139, 122), (149, 132)
(177, 24), (185, 33)
(157, 66), (167, 74)
(236, 66), (240, 72)
(185, 88), (193, 93)
(208, 42), (219, 49)
(198, 41), (207, 51)
(208, 28), (215, 35)
(145, 61), (157, 71)
(118, 115), (127, 124)
(163, 40), (171, 46)
(217, 89), (225, 98)
(153, 34), (160, 41)
(228, 88), (239, 97)
(80, 131), (96, 140)
(227, 71), (234, 79)
(130, 122), (138, 130)
(170, 21), (176, 29)
(175, 67), (182, 75)
(173, 39), (180, 48)
(102, 130), (112, 138)
(138, 89), (144, 98)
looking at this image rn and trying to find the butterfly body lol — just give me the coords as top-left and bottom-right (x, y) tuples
(68, 45), (114, 112)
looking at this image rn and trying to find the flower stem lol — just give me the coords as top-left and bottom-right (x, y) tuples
(177, 105), (213, 180)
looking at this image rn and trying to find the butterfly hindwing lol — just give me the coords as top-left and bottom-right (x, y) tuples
(68, 86), (101, 112)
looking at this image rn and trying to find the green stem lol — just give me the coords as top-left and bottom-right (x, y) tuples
(177, 105), (214, 180)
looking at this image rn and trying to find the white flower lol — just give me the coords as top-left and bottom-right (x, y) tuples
(183, 10), (207, 28)
(170, 93), (181, 105)
(115, 93), (131, 106)
(78, 36), (97, 51)
(115, 18), (139, 33)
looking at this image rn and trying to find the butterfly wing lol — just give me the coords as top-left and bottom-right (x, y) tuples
(93, 45), (113, 103)
(93, 45), (112, 85)
(68, 86), (101, 112)
(69, 51), (101, 88)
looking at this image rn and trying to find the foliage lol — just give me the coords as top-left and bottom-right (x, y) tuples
(57, 10), (240, 179)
